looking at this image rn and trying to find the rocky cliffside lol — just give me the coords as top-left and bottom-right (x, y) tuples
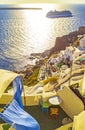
(42, 26), (85, 57)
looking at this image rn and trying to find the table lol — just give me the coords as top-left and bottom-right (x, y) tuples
(49, 96), (62, 105)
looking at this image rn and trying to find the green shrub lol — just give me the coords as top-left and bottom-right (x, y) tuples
(23, 68), (40, 87)
(42, 76), (59, 85)
(2, 124), (10, 130)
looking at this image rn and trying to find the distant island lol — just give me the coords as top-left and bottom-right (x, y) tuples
(46, 10), (72, 18)
(0, 7), (42, 10)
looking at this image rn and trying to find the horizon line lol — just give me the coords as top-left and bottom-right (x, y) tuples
(0, 7), (42, 10)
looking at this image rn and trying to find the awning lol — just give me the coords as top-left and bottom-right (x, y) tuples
(49, 96), (62, 105)
(80, 58), (85, 61)
(0, 69), (22, 98)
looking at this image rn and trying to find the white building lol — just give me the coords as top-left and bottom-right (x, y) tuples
(73, 47), (84, 59)
(64, 46), (84, 62)
(79, 35), (85, 49)
(64, 46), (75, 61)
(56, 56), (62, 64)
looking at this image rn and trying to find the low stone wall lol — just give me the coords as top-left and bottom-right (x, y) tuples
(0, 91), (57, 106)
(0, 93), (41, 106)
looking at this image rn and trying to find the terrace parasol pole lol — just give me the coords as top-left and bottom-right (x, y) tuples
(23, 85), (26, 107)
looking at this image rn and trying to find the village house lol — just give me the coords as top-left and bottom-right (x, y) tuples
(79, 35), (85, 50)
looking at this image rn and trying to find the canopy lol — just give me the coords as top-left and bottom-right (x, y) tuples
(0, 69), (20, 97)
(0, 69), (40, 130)
(0, 99), (40, 130)
(80, 58), (85, 61)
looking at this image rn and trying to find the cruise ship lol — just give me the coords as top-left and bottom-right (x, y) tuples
(46, 10), (72, 18)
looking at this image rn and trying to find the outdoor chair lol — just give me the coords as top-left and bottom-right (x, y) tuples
(39, 98), (50, 112)
(50, 107), (59, 119)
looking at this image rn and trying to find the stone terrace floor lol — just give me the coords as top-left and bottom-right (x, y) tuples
(25, 105), (69, 130)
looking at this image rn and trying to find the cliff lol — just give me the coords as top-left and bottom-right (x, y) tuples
(16, 26), (85, 87)
(42, 26), (85, 57)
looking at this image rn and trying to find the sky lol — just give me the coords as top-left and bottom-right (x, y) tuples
(0, 0), (85, 4)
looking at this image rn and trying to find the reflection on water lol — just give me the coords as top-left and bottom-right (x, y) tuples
(22, 10), (55, 53)
(0, 4), (85, 70)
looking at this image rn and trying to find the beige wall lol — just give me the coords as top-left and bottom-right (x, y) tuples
(0, 93), (41, 106)
(0, 91), (56, 106)
(57, 87), (84, 119)
(55, 123), (73, 130)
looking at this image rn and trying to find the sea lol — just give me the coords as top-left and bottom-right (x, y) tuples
(0, 4), (85, 71)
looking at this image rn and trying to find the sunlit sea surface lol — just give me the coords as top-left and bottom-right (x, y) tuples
(0, 4), (85, 71)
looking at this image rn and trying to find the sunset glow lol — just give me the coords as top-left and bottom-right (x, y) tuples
(0, 0), (85, 4)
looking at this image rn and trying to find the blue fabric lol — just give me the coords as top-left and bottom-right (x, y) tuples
(13, 76), (24, 109)
(0, 76), (40, 130)
(0, 100), (40, 130)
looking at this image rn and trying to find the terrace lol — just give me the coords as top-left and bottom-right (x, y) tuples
(0, 105), (70, 130)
